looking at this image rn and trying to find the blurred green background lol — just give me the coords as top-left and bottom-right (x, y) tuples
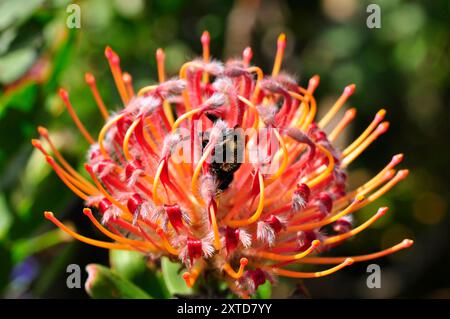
(0, 0), (448, 298)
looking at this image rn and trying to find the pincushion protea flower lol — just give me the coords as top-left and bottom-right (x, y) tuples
(32, 31), (412, 298)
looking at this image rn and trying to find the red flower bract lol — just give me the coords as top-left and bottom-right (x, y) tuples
(33, 31), (413, 298)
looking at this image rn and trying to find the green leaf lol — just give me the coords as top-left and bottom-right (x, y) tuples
(85, 264), (152, 299)
(0, 242), (12, 295)
(255, 280), (272, 299)
(43, 28), (75, 94)
(32, 242), (75, 297)
(12, 227), (72, 263)
(0, 193), (13, 240)
(0, 48), (36, 84)
(0, 0), (45, 31)
(161, 257), (193, 296)
(0, 82), (38, 118)
(0, 28), (17, 55)
(109, 250), (170, 298)
(110, 250), (146, 280)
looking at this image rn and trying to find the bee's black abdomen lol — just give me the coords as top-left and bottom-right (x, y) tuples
(203, 128), (244, 192)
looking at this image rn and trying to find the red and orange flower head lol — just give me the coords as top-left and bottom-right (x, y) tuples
(33, 32), (412, 298)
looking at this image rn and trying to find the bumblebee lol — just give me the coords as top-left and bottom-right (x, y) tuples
(202, 128), (244, 191)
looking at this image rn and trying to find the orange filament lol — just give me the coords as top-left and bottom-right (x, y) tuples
(302, 165), (398, 221)
(191, 143), (215, 205)
(171, 106), (204, 133)
(342, 121), (390, 167)
(156, 48), (166, 82)
(45, 156), (90, 201)
(308, 168), (397, 223)
(342, 109), (386, 157)
(123, 72), (135, 98)
(237, 95), (259, 130)
(162, 100), (175, 128)
(246, 66), (264, 103)
(54, 161), (98, 196)
(105, 47), (129, 105)
(291, 76), (320, 131)
(209, 200), (222, 250)
(144, 117), (164, 145)
(59, 89), (95, 144)
(298, 86), (318, 129)
(329, 171), (393, 214)
(253, 240), (320, 262)
(287, 195), (364, 233)
(363, 154), (404, 191)
(357, 169), (395, 197)
(266, 129), (289, 182)
(137, 85), (157, 97)
(141, 120), (159, 153)
(179, 61), (204, 79)
(288, 91), (308, 128)
(33, 132), (97, 193)
(324, 207), (388, 245)
(360, 171), (396, 198)
(43, 156), (87, 196)
(318, 84), (355, 128)
(165, 155), (188, 184)
(223, 258), (248, 279)
(201, 31), (210, 83)
(223, 179), (257, 222)
(335, 154), (403, 208)
(123, 118), (141, 161)
(182, 269), (199, 288)
(362, 170), (409, 206)
(300, 239), (414, 264)
(306, 145), (335, 188)
(85, 73), (109, 120)
(98, 113), (126, 157)
(226, 171), (264, 227)
(182, 273), (194, 288)
(84, 164), (131, 220)
(242, 46), (253, 67)
(178, 61), (201, 110)
(163, 100), (175, 126)
(44, 211), (132, 250)
(182, 272), (193, 288)
(272, 33), (286, 76)
(152, 160), (166, 205)
(156, 163), (196, 210)
(155, 48), (175, 126)
(328, 108), (357, 141)
(260, 258), (354, 278)
(156, 228), (179, 255)
(182, 262), (203, 288)
(83, 208), (156, 251)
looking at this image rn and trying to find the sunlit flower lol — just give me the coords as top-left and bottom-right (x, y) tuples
(33, 31), (412, 298)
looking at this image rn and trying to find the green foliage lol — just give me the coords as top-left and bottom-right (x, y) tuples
(0, 49), (36, 84)
(110, 250), (170, 298)
(255, 280), (272, 299)
(161, 257), (193, 296)
(85, 263), (152, 299)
